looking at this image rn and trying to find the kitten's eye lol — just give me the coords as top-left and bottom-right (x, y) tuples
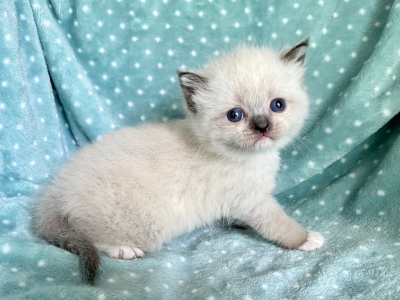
(227, 108), (244, 122)
(270, 98), (286, 112)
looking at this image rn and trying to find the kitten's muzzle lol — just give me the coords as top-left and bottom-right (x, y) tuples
(251, 115), (270, 133)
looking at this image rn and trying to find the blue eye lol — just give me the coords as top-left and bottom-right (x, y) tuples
(227, 108), (244, 122)
(270, 98), (286, 112)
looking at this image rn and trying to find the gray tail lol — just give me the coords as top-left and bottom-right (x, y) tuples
(43, 215), (101, 283)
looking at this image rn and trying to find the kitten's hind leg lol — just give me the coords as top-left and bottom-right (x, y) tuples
(96, 244), (144, 260)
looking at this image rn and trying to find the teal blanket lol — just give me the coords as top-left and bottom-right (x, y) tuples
(1, 0), (400, 299)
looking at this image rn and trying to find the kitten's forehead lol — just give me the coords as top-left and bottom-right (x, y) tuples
(208, 46), (303, 95)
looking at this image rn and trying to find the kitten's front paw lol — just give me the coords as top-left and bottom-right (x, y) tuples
(297, 231), (324, 252)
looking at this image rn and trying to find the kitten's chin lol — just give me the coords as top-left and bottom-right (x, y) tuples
(254, 135), (275, 149)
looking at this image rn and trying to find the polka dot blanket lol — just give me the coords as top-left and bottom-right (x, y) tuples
(1, 0), (400, 299)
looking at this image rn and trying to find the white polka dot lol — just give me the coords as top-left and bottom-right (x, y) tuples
(308, 161), (315, 168)
(347, 24), (353, 30)
(307, 14), (313, 20)
(324, 55), (331, 62)
(282, 18), (288, 24)
(351, 52), (357, 58)
(383, 109), (390, 116)
(271, 33), (277, 39)
(359, 8), (365, 14)
(339, 68), (345, 73)
(38, 260), (45, 267)
(354, 120), (362, 127)
(3, 244), (10, 254)
(378, 190), (385, 196)
(346, 138), (353, 144)
(325, 128), (332, 133)
(317, 144), (324, 150)
(322, 28), (327, 34)
(98, 294), (105, 300)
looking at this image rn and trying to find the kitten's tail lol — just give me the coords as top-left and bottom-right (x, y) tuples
(35, 213), (101, 283)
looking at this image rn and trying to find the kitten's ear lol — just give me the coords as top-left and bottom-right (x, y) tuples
(177, 71), (208, 114)
(280, 38), (309, 66)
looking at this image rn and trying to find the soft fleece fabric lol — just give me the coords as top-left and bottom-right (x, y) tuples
(0, 0), (400, 299)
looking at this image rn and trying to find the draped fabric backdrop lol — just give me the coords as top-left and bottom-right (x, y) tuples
(0, 0), (399, 299)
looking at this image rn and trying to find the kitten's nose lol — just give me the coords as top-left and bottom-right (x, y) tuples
(251, 115), (270, 133)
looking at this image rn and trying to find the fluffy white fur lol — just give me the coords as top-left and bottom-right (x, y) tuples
(31, 39), (323, 282)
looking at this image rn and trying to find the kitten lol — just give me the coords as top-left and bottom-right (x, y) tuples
(31, 38), (323, 283)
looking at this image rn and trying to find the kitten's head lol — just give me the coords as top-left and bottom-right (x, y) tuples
(178, 39), (310, 158)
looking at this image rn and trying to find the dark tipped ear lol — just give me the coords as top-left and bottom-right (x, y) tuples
(177, 71), (208, 114)
(280, 38), (309, 66)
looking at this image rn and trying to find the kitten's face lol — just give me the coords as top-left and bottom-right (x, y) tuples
(178, 39), (310, 157)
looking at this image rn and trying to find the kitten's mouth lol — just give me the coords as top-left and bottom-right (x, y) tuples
(255, 133), (273, 145)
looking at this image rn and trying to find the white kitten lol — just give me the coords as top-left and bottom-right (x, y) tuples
(31, 39), (323, 283)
